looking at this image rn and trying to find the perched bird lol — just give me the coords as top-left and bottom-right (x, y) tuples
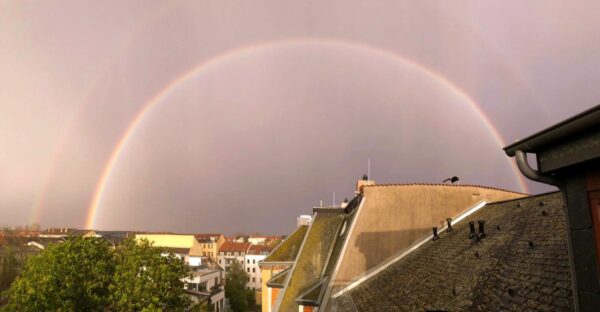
(443, 176), (460, 184)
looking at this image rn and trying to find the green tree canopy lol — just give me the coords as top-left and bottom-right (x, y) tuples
(2, 237), (191, 311)
(225, 261), (248, 312)
(109, 238), (191, 311)
(3, 237), (114, 311)
(0, 246), (20, 291)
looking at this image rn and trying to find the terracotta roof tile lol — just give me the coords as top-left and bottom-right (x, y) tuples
(219, 242), (251, 253)
(361, 182), (529, 196)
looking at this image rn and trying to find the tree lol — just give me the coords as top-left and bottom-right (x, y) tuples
(0, 246), (19, 291)
(225, 261), (249, 312)
(3, 237), (114, 311)
(2, 237), (192, 311)
(108, 238), (191, 311)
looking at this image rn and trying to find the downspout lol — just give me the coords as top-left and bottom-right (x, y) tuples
(514, 150), (561, 186)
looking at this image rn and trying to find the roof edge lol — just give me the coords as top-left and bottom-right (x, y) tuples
(362, 183), (529, 196)
(504, 104), (600, 156)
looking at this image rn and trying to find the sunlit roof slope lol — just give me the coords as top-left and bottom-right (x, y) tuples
(332, 192), (573, 311)
(264, 225), (309, 263)
(276, 211), (345, 312)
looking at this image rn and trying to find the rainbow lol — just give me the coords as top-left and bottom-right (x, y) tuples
(85, 38), (529, 229)
(30, 1), (179, 225)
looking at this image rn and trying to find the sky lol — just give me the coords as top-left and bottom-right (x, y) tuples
(1, 1), (599, 234)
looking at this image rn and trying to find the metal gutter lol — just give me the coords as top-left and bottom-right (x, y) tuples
(504, 104), (600, 156)
(514, 150), (561, 186)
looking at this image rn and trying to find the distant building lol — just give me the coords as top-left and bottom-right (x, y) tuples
(245, 244), (272, 289)
(296, 215), (312, 228)
(135, 234), (203, 267)
(260, 224), (308, 312)
(218, 241), (251, 272)
(38, 228), (87, 238)
(265, 177), (528, 312)
(194, 233), (226, 259)
(184, 266), (225, 312)
(248, 236), (267, 245)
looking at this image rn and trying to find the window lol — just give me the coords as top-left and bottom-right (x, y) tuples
(252, 277), (255, 282)
(252, 268), (255, 273)
(247, 259), (250, 264)
(247, 268), (250, 273)
(252, 259), (255, 264)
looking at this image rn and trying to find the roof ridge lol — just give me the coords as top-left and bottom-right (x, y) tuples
(361, 183), (529, 196)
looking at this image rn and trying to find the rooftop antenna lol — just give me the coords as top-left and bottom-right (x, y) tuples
(367, 158), (371, 180)
(320, 200), (323, 208)
(332, 192), (336, 207)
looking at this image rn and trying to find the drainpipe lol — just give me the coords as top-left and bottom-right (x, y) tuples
(514, 150), (560, 186)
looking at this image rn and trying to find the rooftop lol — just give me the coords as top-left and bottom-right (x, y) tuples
(219, 242), (251, 253)
(334, 192), (573, 311)
(264, 225), (309, 263)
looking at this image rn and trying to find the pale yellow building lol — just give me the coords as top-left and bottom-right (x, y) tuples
(135, 234), (204, 266)
(194, 233), (226, 259)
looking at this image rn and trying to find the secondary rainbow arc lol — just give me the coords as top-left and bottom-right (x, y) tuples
(85, 38), (529, 229)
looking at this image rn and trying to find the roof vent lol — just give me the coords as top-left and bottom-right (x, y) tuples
(528, 241), (534, 248)
(478, 220), (486, 239)
(496, 225), (501, 231)
(446, 218), (453, 232)
(517, 203), (522, 208)
(539, 201), (545, 206)
(475, 251), (480, 258)
(508, 288), (515, 297)
(362, 174), (369, 180)
(541, 210), (547, 216)
(432, 227), (440, 241)
(469, 221), (477, 239)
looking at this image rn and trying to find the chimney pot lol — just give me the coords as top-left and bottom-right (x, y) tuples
(446, 218), (453, 232)
(469, 221), (477, 239)
(432, 227), (440, 241)
(477, 220), (486, 239)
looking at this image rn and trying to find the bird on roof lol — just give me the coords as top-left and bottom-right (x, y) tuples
(443, 176), (460, 184)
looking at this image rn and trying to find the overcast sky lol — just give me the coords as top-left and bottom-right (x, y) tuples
(1, 1), (599, 234)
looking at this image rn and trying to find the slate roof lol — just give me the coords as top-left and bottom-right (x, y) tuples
(333, 192), (573, 311)
(267, 268), (291, 288)
(276, 211), (346, 312)
(264, 225), (308, 263)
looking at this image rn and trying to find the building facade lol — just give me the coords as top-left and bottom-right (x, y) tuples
(218, 241), (250, 272)
(245, 244), (272, 289)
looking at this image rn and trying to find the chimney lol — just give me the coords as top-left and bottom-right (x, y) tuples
(355, 174), (375, 194)
(432, 227), (440, 241)
(341, 198), (349, 209)
(469, 221), (477, 239)
(446, 218), (453, 232)
(478, 220), (486, 239)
